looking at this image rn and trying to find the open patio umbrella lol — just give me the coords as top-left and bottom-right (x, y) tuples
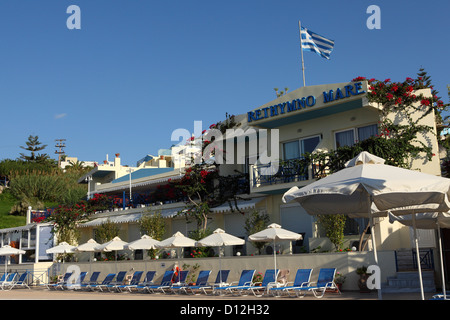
(125, 234), (161, 251)
(282, 151), (450, 299)
(95, 236), (129, 273)
(125, 235), (161, 272)
(249, 223), (302, 278)
(389, 212), (450, 299)
(155, 231), (197, 283)
(75, 239), (101, 274)
(0, 245), (26, 273)
(46, 242), (76, 262)
(196, 228), (245, 285)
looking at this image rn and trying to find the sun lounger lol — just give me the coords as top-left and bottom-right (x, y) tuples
(194, 270), (230, 295)
(165, 270), (189, 294)
(104, 271), (127, 291)
(307, 268), (339, 298)
(7, 272), (30, 290)
(113, 271), (144, 292)
(246, 269), (279, 297)
(269, 268), (313, 297)
(80, 271), (101, 290)
(86, 273), (116, 291)
(145, 270), (174, 294)
(171, 270), (211, 295)
(1, 272), (17, 290)
(213, 270), (255, 295)
(134, 271), (156, 292)
(46, 272), (72, 290)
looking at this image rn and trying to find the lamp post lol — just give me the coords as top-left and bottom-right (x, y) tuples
(128, 168), (134, 207)
(85, 176), (92, 200)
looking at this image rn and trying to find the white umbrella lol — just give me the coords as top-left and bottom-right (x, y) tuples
(282, 151), (450, 299)
(389, 212), (450, 299)
(249, 223), (302, 277)
(0, 245), (26, 273)
(196, 228), (245, 285)
(156, 231), (197, 283)
(46, 241), (76, 263)
(75, 239), (101, 274)
(46, 242), (77, 277)
(125, 235), (161, 272)
(125, 235), (160, 251)
(96, 236), (129, 273)
(46, 242), (76, 255)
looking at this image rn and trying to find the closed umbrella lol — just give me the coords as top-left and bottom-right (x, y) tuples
(0, 245), (26, 273)
(282, 151), (450, 300)
(196, 228), (245, 285)
(249, 223), (302, 278)
(156, 232), (197, 283)
(96, 236), (129, 273)
(75, 239), (100, 274)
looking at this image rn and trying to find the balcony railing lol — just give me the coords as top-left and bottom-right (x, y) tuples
(250, 158), (328, 189)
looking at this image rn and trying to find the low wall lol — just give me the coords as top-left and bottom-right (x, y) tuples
(53, 250), (396, 291)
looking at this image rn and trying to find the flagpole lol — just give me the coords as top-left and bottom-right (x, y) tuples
(298, 20), (306, 87)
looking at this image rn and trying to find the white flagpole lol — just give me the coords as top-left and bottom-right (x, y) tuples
(298, 20), (306, 87)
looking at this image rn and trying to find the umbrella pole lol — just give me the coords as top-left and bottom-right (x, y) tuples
(219, 246), (222, 285)
(368, 196), (382, 300)
(437, 222), (447, 299)
(412, 213), (425, 300)
(273, 239), (277, 276)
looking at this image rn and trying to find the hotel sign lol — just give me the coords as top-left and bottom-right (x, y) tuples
(247, 81), (366, 123)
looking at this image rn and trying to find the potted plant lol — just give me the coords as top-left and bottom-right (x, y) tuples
(252, 272), (263, 285)
(356, 266), (371, 293)
(334, 272), (346, 292)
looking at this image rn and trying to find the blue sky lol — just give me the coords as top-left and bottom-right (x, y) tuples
(0, 0), (449, 166)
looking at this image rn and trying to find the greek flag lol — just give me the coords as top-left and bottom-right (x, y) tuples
(300, 26), (334, 60)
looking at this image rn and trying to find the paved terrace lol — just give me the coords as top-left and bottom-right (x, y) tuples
(0, 286), (436, 300)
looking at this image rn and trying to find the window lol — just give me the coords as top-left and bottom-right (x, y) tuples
(335, 124), (378, 148)
(283, 135), (321, 160)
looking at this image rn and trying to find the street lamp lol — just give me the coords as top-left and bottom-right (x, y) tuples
(85, 176), (93, 199)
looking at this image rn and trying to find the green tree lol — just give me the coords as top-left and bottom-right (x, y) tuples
(19, 135), (49, 163)
(138, 211), (166, 259)
(244, 210), (270, 254)
(94, 219), (120, 260)
(138, 211), (166, 240)
(316, 214), (347, 251)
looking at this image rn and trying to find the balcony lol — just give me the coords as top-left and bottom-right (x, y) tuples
(250, 158), (325, 194)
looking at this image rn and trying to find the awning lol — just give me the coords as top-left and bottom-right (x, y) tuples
(79, 198), (266, 228)
(79, 207), (185, 227)
(210, 197), (266, 213)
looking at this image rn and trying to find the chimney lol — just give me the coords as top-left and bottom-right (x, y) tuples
(114, 153), (121, 167)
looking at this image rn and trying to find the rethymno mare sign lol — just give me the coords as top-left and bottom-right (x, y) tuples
(247, 81), (366, 123)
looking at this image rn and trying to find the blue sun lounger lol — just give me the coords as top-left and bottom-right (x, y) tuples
(165, 270), (189, 294)
(86, 273), (116, 291)
(80, 271), (101, 290)
(113, 271), (144, 292)
(7, 272), (31, 290)
(213, 270), (255, 295)
(171, 270), (211, 295)
(145, 270), (174, 294)
(246, 269), (279, 297)
(134, 271), (157, 292)
(269, 268), (313, 297)
(307, 268), (339, 298)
